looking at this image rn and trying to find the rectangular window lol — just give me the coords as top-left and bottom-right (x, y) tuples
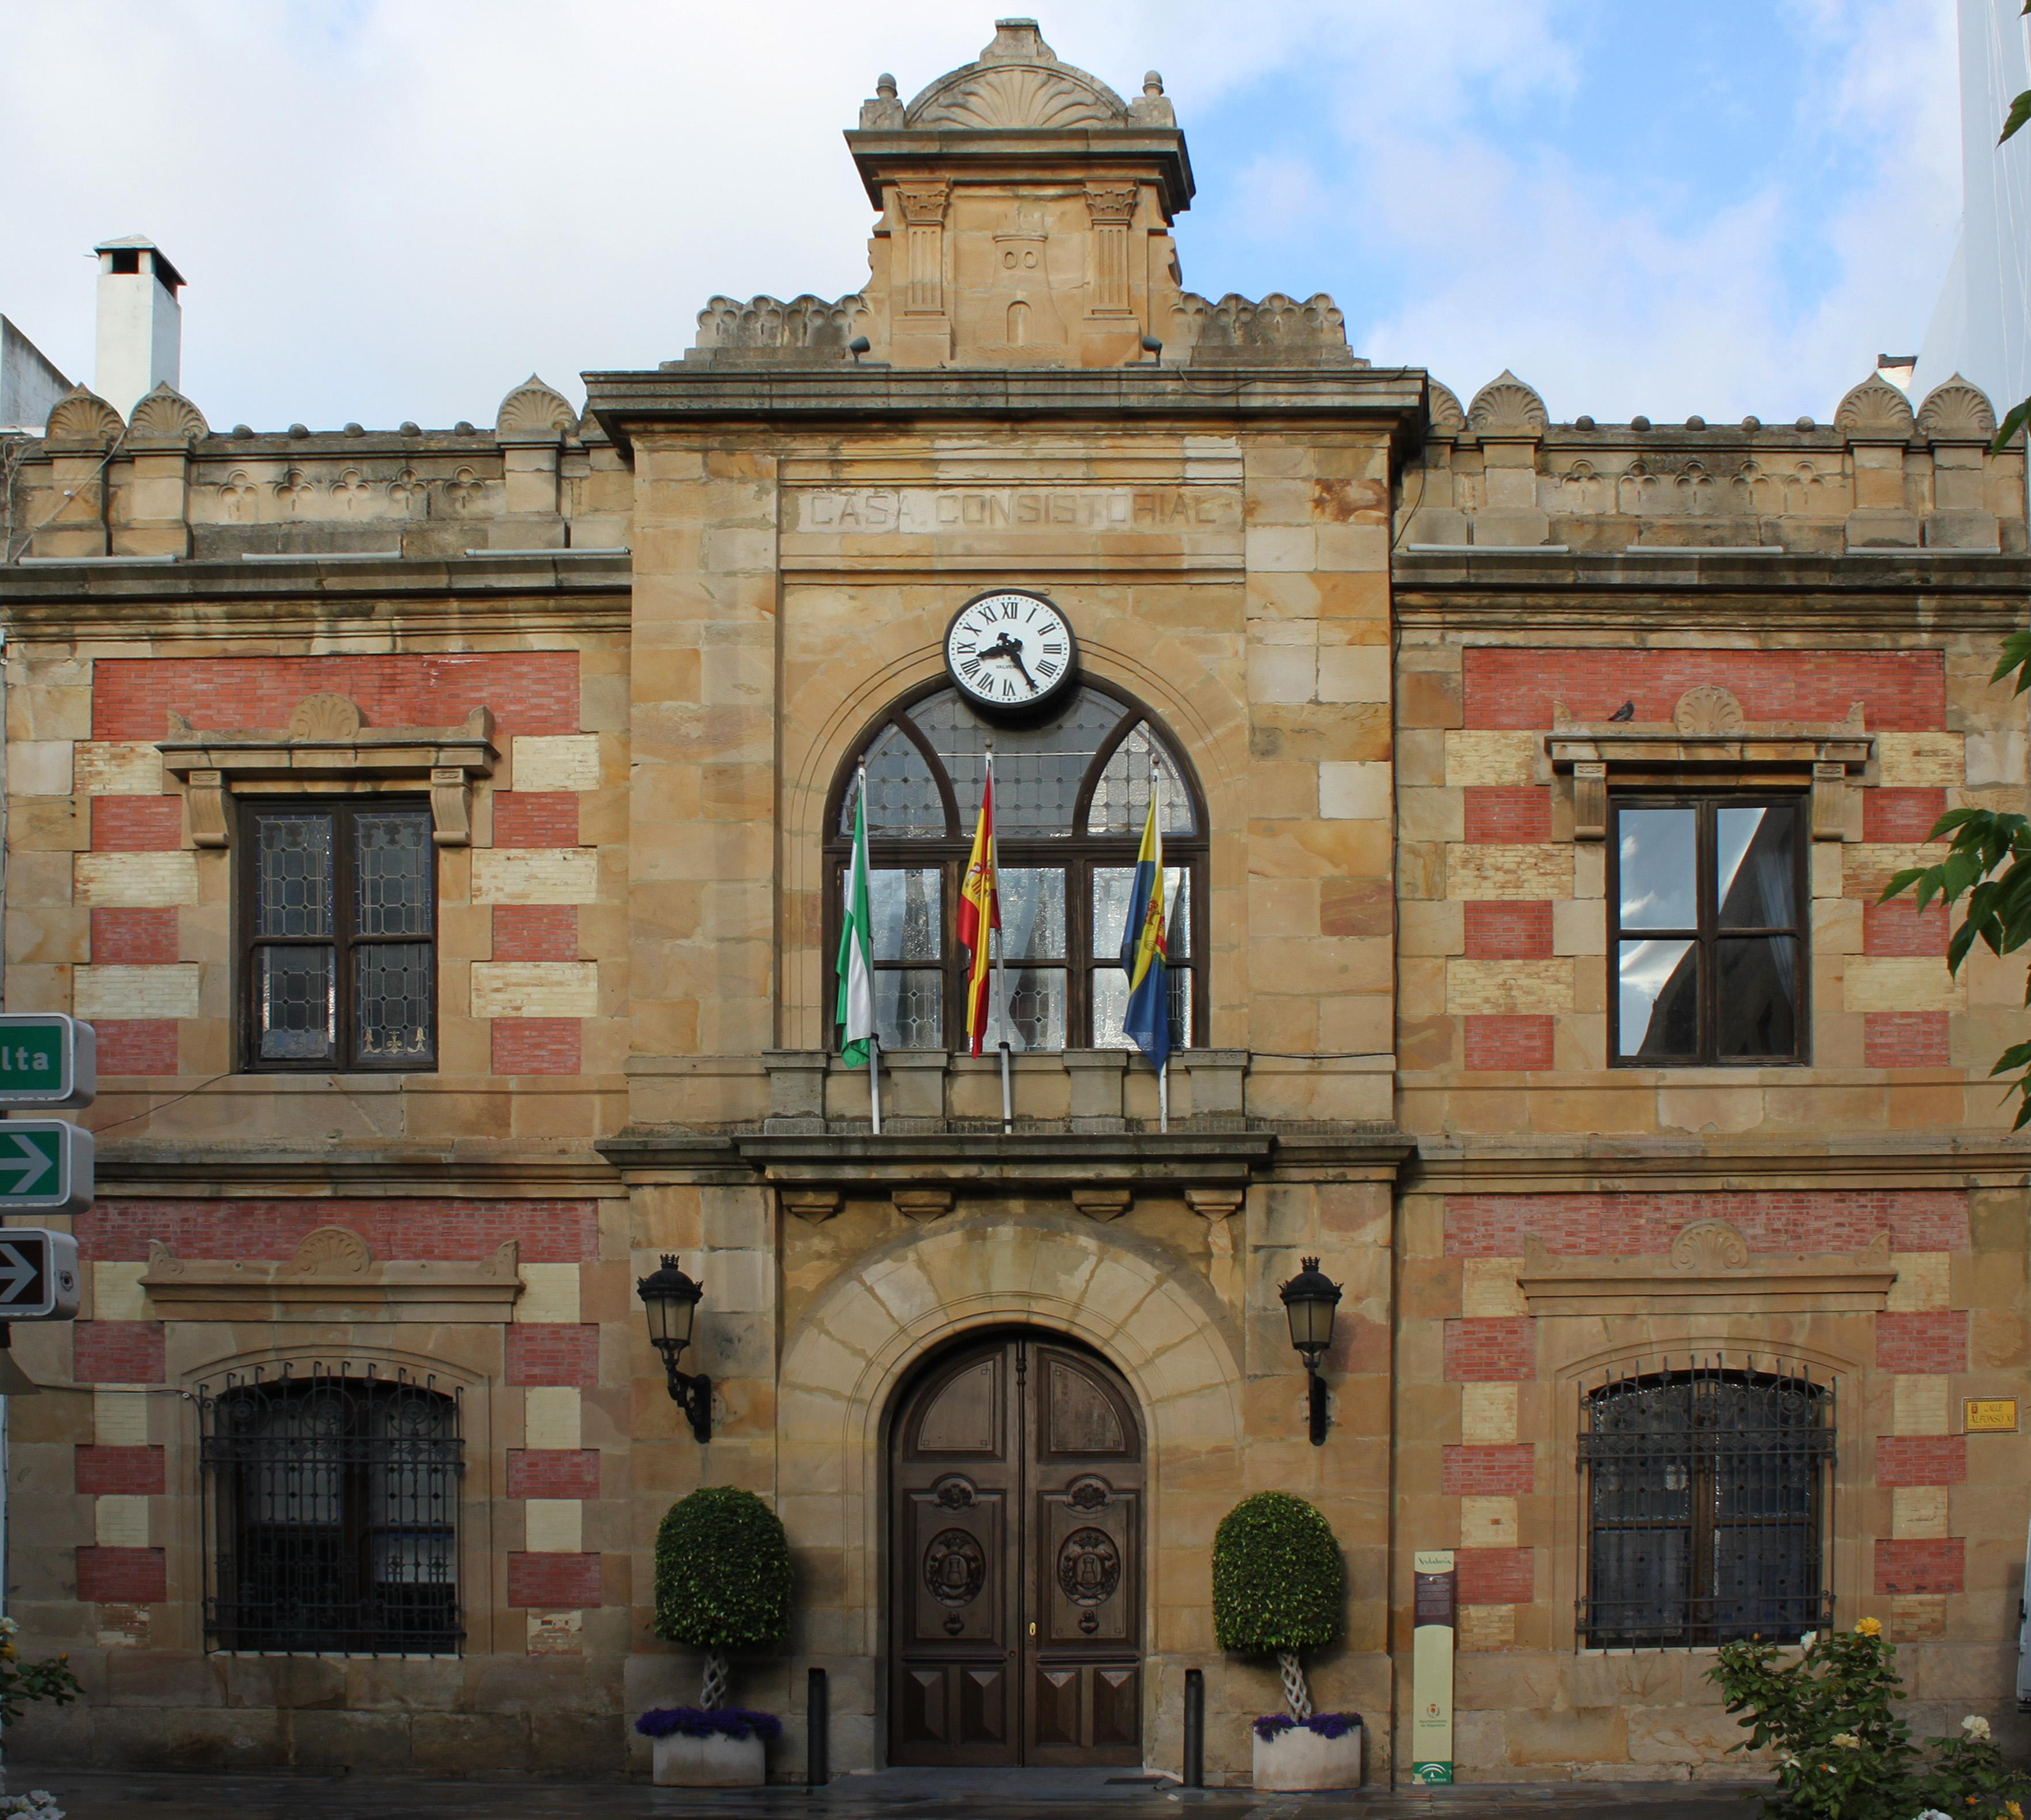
(1089, 865), (1192, 1052)
(1611, 797), (1805, 1065)
(198, 1372), (463, 1654)
(1578, 1365), (1833, 1648)
(241, 801), (436, 1071)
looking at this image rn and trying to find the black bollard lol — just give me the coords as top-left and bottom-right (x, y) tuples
(1183, 1668), (1204, 1788)
(807, 1665), (828, 1788)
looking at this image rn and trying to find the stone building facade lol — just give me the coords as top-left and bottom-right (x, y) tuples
(0, 20), (2025, 1787)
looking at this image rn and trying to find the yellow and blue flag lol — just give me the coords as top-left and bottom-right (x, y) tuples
(1119, 793), (1170, 1074)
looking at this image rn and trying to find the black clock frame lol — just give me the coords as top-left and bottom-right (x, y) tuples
(942, 588), (1080, 721)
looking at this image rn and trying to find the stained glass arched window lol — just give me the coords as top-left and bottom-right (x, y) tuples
(827, 683), (1203, 1053)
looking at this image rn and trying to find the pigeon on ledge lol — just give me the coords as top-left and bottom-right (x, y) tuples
(1607, 700), (1636, 721)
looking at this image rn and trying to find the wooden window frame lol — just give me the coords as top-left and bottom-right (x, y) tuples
(1607, 792), (1810, 1068)
(237, 796), (438, 1075)
(823, 686), (1207, 1054)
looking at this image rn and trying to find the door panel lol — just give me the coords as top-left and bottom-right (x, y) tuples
(889, 1333), (1143, 1768)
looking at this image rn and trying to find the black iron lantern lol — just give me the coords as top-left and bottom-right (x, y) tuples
(637, 1255), (711, 1442)
(1279, 1256), (1342, 1446)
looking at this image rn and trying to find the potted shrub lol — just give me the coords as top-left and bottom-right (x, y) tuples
(1212, 1490), (1359, 1792)
(641, 1486), (793, 1787)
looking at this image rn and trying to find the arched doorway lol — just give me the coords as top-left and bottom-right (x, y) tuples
(888, 1329), (1145, 1768)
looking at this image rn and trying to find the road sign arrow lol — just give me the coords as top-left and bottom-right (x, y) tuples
(0, 1242), (36, 1304)
(0, 1135), (53, 1198)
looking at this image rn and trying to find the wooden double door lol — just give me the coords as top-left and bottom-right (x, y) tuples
(888, 1332), (1144, 1767)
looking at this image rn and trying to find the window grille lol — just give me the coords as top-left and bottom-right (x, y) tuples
(198, 1364), (463, 1654)
(1577, 1357), (1833, 1648)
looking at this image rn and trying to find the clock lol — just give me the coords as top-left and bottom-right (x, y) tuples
(943, 590), (1077, 716)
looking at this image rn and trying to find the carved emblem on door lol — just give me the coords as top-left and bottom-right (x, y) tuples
(1057, 1526), (1121, 1632)
(925, 1527), (987, 1632)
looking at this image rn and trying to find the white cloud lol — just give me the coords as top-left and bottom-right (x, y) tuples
(0, 1), (1961, 430)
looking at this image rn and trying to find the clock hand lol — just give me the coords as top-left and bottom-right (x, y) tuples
(981, 632), (1038, 691)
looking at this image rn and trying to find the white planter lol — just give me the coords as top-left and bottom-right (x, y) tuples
(1252, 1719), (1362, 1791)
(651, 1730), (767, 1787)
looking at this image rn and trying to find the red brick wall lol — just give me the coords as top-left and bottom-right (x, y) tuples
(1875, 1436), (1967, 1486)
(91, 908), (178, 964)
(93, 653), (579, 741)
(1462, 1015), (1554, 1071)
(492, 906), (577, 962)
(1863, 904), (1947, 956)
(77, 1199), (599, 1264)
(1463, 649), (1945, 731)
(504, 1325), (600, 1387)
(493, 793), (579, 848)
(492, 1020), (582, 1076)
(75, 1445), (166, 1496)
(1462, 788), (1552, 843)
(1455, 1547), (1533, 1603)
(95, 1021), (178, 1076)
(507, 1449), (602, 1500)
(506, 1552), (603, 1608)
(1873, 1538), (1964, 1595)
(1462, 902), (1553, 959)
(1441, 1444), (1535, 1496)
(1444, 1191), (1968, 1256)
(90, 797), (181, 851)
(1864, 788), (1948, 842)
(1875, 1312), (1968, 1374)
(72, 1322), (165, 1385)
(1443, 1317), (1533, 1381)
(77, 1545), (166, 1603)
(1864, 1012), (1950, 1069)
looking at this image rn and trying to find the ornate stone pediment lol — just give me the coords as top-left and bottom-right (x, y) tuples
(1468, 370), (1549, 437)
(157, 693), (497, 848)
(902, 21), (1130, 129)
(1547, 687), (1873, 842)
(140, 1227), (523, 1323)
(1834, 372), (1915, 440)
(1915, 374), (1996, 443)
(494, 374), (577, 441)
(1517, 1221), (1896, 1315)
(44, 384), (123, 446)
(128, 383), (208, 445)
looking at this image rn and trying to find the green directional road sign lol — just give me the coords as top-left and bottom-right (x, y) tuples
(0, 1015), (94, 1110)
(0, 1229), (80, 1321)
(0, 1122), (93, 1216)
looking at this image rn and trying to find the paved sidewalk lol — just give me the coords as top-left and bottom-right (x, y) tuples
(18, 1765), (1765, 1820)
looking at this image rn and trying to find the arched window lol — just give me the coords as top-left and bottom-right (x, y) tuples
(1578, 1362), (1833, 1647)
(198, 1367), (462, 1654)
(827, 683), (1203, 1053)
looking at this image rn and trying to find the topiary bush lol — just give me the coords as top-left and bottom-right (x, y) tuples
(653, 1486), (793, 1711)
(1213, 1491), (1345, 1720)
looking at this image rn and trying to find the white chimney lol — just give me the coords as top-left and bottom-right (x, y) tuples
(93, 235), (184, 418)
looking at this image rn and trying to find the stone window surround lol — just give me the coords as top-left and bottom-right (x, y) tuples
(157, 691), (498, 850)
(1546, 686), (1875, 843)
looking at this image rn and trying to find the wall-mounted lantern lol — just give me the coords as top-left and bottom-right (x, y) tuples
(1279, 1255), (1342, 1446)
(637, 1254), (712, 1443)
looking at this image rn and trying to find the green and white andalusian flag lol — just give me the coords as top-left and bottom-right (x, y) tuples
(835, 774), (876, 1069)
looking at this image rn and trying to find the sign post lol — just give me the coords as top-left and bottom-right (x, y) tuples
(1411, 1549), (1456, 1785)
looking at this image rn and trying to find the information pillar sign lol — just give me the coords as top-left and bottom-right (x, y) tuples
(1411, 1548), (1456, 1784)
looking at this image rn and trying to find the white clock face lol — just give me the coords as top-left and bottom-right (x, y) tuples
(944, 591), (1076, 713)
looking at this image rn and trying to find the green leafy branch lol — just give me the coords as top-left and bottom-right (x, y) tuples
(1992, 12), (2031, 449)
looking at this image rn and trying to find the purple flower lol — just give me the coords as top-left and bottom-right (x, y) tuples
(1253, 1712), (1362, 1742)
(634, 1706), (782, 1742)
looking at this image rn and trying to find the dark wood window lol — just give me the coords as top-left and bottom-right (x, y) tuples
(1578, 1364), (1833, 1648)
(239, 800), (436, 1071)
(198, 1370), (462, 1654)
(1609, 795), (1807, 1065)
(826, 686), (1204, 1053)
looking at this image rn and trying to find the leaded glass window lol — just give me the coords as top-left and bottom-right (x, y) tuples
(1611, 796), (1806, 1065)
(242, 801), (436, 1071)
(829, 686), (1203, 1052)
(1578, 1363), (1833, 1648)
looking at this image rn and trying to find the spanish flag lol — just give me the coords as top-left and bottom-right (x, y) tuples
(956, 770), (1000, 1057)
(1120, 793), (1171, 1074)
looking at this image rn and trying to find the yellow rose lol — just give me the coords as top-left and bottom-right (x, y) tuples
(1854, 1616), (1883, 1637)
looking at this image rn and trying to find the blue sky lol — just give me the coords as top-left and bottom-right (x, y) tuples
(0, 2), (1963, 430)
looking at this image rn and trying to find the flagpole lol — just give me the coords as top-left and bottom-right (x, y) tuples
(859, 758), (882, 1137)
(1153, 748), (1168, 1135)
(989, 748), (1013, 1135)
